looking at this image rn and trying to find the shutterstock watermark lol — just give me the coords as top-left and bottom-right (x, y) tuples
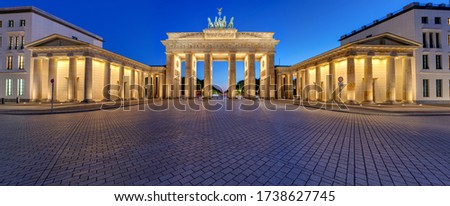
(100, 84), (349, 112)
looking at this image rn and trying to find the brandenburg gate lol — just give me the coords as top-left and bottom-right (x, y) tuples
(162, 9), (279, 99)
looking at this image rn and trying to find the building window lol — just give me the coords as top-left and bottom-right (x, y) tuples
(0, 21), (2, 28)
(423, 33), (428, 48)
(8, 36), (13, 50)
(8, 20), (14, 27)
(18, 55), (24, 70)
(435, 17), (441, 24)
(436, 33), (441, 48)
(422, 17), (428, 24)
(19, 20), (26, 27)
(423, 55), (429, 69)
(436, 55), (442, 70)
(423, 79), (429, 97)
(14, 36), (19, 50)
(5, 79), (13, 96)
(17, 79), (24, 96)
(6, 56), (13, 70)
(21, 36), (25, 49)
(436, 79), (443, 97)
(429, 33), (434, 48)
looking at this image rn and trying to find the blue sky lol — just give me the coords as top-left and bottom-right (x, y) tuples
(0, 0), (445, 89)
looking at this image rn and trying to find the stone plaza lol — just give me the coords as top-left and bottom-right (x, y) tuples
(0, 100), (449, 186)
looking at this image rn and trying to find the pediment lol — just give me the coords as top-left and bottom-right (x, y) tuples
(350, 33), (421, 47)
(26, 34), (89, 48)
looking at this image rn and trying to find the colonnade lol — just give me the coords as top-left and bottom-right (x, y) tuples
(164, 52), (276, 99)
(31, 54), (164, 102)
(276, 54), (414, 104)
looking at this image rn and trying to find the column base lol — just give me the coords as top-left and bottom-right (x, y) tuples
(361, 100), (375, 105)
(81, 99), (95, 104)
(345, 100), (359, 105)
(383, 100), (400, 105)
(401, 100), (414, 104)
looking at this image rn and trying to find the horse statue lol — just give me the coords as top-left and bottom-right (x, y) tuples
(228, 17), (234, 28)
(221, 16), (227, 28)
(207, 18), (214, 28)
(214, 17), (219, 28)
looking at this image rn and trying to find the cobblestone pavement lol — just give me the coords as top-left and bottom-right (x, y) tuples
(0, 100), (449, 186)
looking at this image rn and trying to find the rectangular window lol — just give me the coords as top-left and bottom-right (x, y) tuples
(6, 56), (13, 70)
(436, 79), (443, 97)
(436, 33), (441, 48)
(429, 33), (434, 48)
(423, 79), (429, 97)
(15, 36), (19, 50)
(19, 20), (25, 27)
(436, 55), (442, 69)
(0, 20), (2, 28)
(8, 20), (14, 27)
(448, 18), (450, 25)
(423, 55), (429, 69)
(422, 17), (428, 24)
(21, 36), (24, 49)
(435, 17), (441, 24)
(17, 79), (24, 96)
(423, 32), (428, 48)
(8, 36), (13, 50)
(6, 79), (13, 96)
(18, 55), (24, 70)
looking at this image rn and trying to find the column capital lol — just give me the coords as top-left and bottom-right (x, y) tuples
(367, 51), (375, 56)
(389, 51), (398, 57)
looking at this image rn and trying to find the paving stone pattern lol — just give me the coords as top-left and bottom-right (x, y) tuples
(0, 100), (449, 186)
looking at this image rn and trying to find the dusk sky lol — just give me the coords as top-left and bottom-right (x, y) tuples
(0, 0), (444, 89)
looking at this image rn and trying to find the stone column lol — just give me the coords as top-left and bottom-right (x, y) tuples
(385, 55), (396, 103)
(228, 52), (237, 99)
(304, 68), (310, 100)
(346, 57), (356, 104)
(185, 53), (193, 98)
(159, 73), (165, 99)
(327, 61), (335, 102)
(315, 66), (321, 101)
(363, 55), (374, 103)
(130, 68), (136, 100)
(146, 73), (151, 99)
(287, 72), (294, 99)
(277, 73), (282, 99)
(83, 56), (93, 103)
(204, 52), (213, 98)
(119, 65), (124, 100)
(32, 57), (42, 101)
(403, 56), (413, 103)
(140, 70), (145, 99)
(267, 53), (275, 99)
(165, 53), (174, 99)
(248, 53), (256, 98)
(68, 56), (77, 102)
(47, 57), (57, 101)
(152, 74), (157, 98)
(296, 70), (302, 99)
(103, 61), (111, 101)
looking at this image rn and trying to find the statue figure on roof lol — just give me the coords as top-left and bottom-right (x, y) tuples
(228, 17), (234, 28)
(207, 18), (214, 28)
(207, 8), (234, 29)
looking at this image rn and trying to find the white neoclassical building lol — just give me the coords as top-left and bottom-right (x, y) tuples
(278, 2), (450, 104)
(0, 6), (163, 103)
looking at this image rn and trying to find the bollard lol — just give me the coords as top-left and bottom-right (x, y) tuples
(1, 98), (4, 105)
